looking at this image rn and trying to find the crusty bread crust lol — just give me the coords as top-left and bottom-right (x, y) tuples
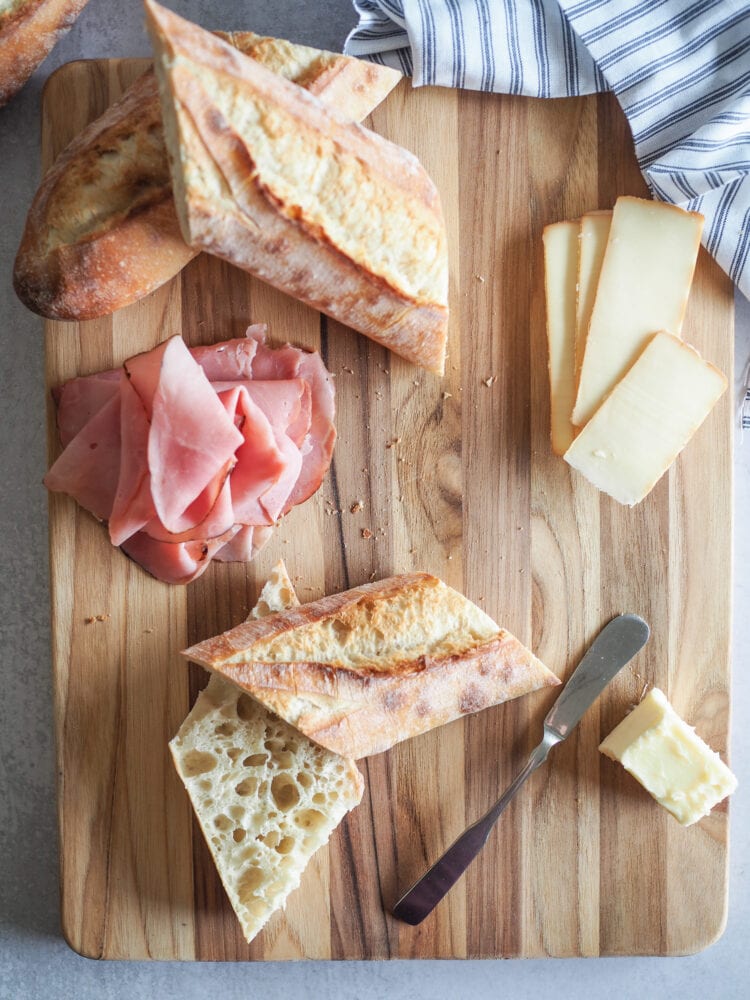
(0, 0), (90, 107)
(171, 560), (363, 944)
(13, 30), (401, 320)
(183, 573), (560, 758)
(146, 1), (448, 373)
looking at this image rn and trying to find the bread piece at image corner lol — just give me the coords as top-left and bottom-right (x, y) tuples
(0, 0), (90, 107)
(183, 573), (560, 759)
(170, 560), (363, 945)
(145, 0), (449, 373)
(14, 30), (401, 321)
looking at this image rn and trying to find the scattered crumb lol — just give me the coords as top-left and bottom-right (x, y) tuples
(341, 365), (354, 374)
(483, 375), (497, 387)
(369, 571), (377, 581)
(475, 274), (486, 283)
(84, 617), (95, 625)
(412, 379), (420, 386)
(361, 528), (373, 539)
(385, 437), (401, 449)
(144, 627), (154, 634)
(442, 391), (452, 400)
(350, 501), (364, 513)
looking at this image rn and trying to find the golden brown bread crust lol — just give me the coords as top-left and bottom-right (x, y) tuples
(0, 0), (90, 107)
(183, 573), (560, 759)
(146, 1), (448, 373)
(13, 30), (401, 320)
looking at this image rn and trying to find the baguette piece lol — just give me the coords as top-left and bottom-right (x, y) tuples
(183, 573), (560, 758)
(170, 561), (364, 944)
(0, 0), (90, 107)
(14, 31), (400, 321)
(145, 0), (449, 373)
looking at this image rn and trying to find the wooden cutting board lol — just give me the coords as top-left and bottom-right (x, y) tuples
(44, 58), (734, 961)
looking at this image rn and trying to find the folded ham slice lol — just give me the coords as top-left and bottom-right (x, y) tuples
(45, 327), (335, 584)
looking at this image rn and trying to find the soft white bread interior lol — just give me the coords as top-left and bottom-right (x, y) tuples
(145, 0), (449, 373)
(183, 573), (560, 758)
(170, 561), (364, 944)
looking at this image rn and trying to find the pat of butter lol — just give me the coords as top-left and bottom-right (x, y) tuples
(599, 688), (737, 826)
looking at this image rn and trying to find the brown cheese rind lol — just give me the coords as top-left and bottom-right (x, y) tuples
(0, 0), (90, 108)
(145, 0), (449, 373)
(183, 573), (560, 759)
(13, 28), (401, 320)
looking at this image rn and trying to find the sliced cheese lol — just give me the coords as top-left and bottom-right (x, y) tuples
(599, 688), (737, 826)
(572, 197), (703, 426)
(564, 331), (727, 506)
(542, 220), (578, 455)
(575, 210), (612, 386)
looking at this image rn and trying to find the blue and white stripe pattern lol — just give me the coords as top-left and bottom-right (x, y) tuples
(345, 1), (750, 300)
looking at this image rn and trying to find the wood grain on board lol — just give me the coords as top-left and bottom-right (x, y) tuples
(43, 58), (733, 961)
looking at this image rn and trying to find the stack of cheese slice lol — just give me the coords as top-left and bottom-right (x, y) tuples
(543, 197), (728, 506)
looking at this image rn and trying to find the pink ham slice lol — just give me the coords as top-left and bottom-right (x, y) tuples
(45, 327), (336, 585)
(44, 393), (122, 521)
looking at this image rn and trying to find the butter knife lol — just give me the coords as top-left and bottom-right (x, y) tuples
(392, 613), (650, 925)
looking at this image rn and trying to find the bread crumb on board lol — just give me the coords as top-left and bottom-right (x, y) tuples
(361, 528), (373, 539)
(350, 501), (364, 513)
(84, 614), (111, 624)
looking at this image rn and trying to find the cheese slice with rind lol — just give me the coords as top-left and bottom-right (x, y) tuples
(564, 331), (727, 505)
(542, 220), (578, 455)
(572, 197), (703, 427)
(575, 210), (611, 387)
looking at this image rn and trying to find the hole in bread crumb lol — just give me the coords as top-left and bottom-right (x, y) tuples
(214, 722), (236, 737)
(331, 618), (352, 643)
(257, 830), (280, 849)
(230, 805), (245, 820)
(233, 829), (246, 843)
(264, 738), (284, 753)
(275, 836), (295, 855)
(237, 695), (257, 721)
(268, 811), (278, 820)
(227, 748), (243, 762)
(329, 791), (339, 801)
(313, 792), (326, 805)
(274, 750), (294, 769)
(295, 809), (326, 832)
(204, 799), (214, 808)
(237, 866), (265, 905)
(199, 779), (212, 791)
(243, 753), (268, 767)
(271, 774), (300, 812)
(247, 897), (267, 918)
(297, 772), (313, 789)
(214, 814), (232, 831)
(181, 751), (217, 777)
(235, 777), (258, 796)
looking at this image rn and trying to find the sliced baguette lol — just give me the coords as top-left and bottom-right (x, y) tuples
(14, 31), (400, 321)
(170, 560), (363, 944)
(183, 572), (560, 759)
(145, 0), (449, 373)
(0, 0), (90, 107)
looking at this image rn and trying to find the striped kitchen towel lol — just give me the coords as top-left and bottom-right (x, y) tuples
(345, 0), (750, 301)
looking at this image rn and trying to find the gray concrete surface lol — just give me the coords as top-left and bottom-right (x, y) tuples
(1, 3), (748, 998)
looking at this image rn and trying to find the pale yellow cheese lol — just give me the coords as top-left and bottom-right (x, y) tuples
(564, 331), (726, 505)
(575, 211), (612, 386)
(572, 197), (703, 426)
(542, 220), (578, 455)
(599, 688), (737, 826)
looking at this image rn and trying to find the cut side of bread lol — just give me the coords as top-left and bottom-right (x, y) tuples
(183, 572), (560, 759)
(0, 0), (90, 107)
(145, 0), (449, 373)
(170, 560), (363, 944)
(14, 30), (400, 321)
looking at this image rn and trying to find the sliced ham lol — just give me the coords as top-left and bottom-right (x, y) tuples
(45, 327), (335, 585)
